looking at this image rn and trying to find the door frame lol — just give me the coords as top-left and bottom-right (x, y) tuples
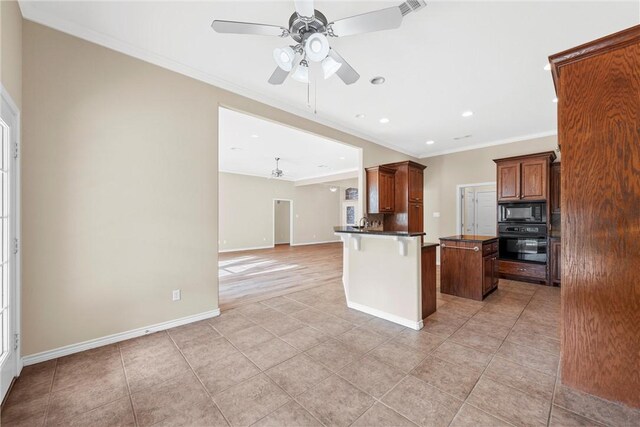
(0, 84), (22, 399)
(456, 182), (496, 235)
(272, 199), (293, 246)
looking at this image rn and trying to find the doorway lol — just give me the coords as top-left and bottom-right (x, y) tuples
(457, 183), (497, 235)
(0, 88), (20, 401)
(273, 199), (292, 246)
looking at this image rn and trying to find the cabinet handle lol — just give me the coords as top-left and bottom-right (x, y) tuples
(441, 244), (479, 252)
(385, 207), (391, 210)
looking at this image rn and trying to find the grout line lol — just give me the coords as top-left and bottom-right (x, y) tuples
(117, 342), (139, 427)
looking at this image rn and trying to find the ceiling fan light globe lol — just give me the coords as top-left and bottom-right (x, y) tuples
(322, 56), (342, 79)
(291, 62), (309, 83)
(273, 46), (295, 71)
(305, 33), (330, 62)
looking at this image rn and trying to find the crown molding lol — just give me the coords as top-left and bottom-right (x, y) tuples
(418, 130), (558, 159)
(18, 1), (420, 159)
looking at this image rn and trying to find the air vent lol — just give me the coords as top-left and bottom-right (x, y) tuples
(453, 134), (473, 141)
(399, 0), (427, 16)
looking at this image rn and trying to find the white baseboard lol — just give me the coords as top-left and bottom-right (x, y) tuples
(347, 301), (423, 330)
(219, 245), (273, 253)
(22, 309), (220, 366)
(291, 239), (339, 247)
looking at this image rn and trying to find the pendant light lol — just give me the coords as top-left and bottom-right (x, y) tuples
(291, 59), (309, 83)
(304, 33), (330, 62)
(273, 46), (295, 71)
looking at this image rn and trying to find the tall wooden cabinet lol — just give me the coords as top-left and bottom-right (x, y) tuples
(495, 152), (556, 202)
(550, 24), (640, 408)
(367, 161), (426, 233)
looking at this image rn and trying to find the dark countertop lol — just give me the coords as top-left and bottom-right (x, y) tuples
(334, 226), (425, 237)
(440, 235), (498, 243)
(422, 242), (439, 249)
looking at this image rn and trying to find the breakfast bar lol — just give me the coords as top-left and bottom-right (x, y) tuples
(334, 226), (438, 330)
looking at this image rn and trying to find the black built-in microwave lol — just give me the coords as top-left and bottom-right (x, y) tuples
(498, 202), (546, 224)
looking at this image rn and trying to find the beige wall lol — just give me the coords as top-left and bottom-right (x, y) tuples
(420, 135), (558, 259)
(219, 172), (340, 251)
(22, 21), (411, 356)
(1, 0), (22, 108)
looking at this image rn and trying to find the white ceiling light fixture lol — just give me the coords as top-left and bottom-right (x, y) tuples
(273, 46), (296, 71)
(329, 186), (338, 192)
(271, 157), (284, 178)
(321, 55), (342, 79)
(370, 76), (386, 85)
(305, 33), (330, 62)
(211, 0), (427, 85)
(379, 117), (390, 124)
(339, 156), (346, 160)
(426, 140), (435, 145)
(290, 60), (309, 83)
(462, 111), (474, 118)
(250, 134), (259, 138)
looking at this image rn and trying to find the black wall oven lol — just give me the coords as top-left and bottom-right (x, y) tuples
(498, 202), (546, 223)
(498, 224), (547, 264)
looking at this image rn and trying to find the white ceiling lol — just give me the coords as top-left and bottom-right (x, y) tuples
(219, 107), (359, 181)
(20, 1), (639, 157)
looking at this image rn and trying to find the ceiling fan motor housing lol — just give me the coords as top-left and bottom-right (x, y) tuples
(288, 10), (328, 43)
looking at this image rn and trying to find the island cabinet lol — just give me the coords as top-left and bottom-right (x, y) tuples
(381, 161), (426, 233)
(366, 166), (396, 214)
(548, 237), (561, 285)
(494, 152), (556, 202)
(439, 236), (498, 301)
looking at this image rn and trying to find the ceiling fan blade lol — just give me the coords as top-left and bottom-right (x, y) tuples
(268, 67), (290, 85)
(211, 20), (289, 37)
(328, 49), (360, 85)
(328, 6), (403, 37)
(294, 0), (315, 18)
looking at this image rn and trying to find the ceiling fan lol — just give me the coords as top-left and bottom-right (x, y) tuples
(211, 0), (427, 85)
(271, 157), (284, 178)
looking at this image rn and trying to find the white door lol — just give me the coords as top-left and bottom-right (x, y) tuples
(463, 187), (475, 234)
(0, 93), (19, 401)
(476, 191), (497, 235)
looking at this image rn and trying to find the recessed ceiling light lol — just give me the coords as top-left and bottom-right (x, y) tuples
(370, 76), (386, 85)
(552, 97), (558, 103)
(379, 117), (390, 124)
(426, 140), (435, 145)
(544, 63), (551, 71)
(461, 111), (473, 118)
(339, 156), (346, 160)
(250, 134), (259, 138)
(355, 113), (366, 119)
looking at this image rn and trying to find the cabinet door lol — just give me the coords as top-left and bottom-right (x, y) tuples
(408, 167), (423, 202)
(521, 158), (548, 200)
(497, 162), (521, 201)
(408, 202), (423, 233)
(483, 255), (494, 294)
(551, 163), (561, 214)
(492, 256), (499, 287)
(379, 171), (395, 212)
(550, 239), (561, 284)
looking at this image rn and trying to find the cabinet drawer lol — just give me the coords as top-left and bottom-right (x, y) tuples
(482, 242), (498, 256)
(499, 260), (546, 280)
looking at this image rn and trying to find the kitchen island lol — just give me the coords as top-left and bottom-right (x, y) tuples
(334, 226), (438, 330)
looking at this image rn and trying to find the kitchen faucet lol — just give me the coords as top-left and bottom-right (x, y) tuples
(358, 217), (369, 229)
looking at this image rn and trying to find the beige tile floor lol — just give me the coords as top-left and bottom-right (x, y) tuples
(3, 279), (640, 426)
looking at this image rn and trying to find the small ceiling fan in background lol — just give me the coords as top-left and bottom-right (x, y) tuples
(271, 157), (284, 178)
(211, 0), (427, 85)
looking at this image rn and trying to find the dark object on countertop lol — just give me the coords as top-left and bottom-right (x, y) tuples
(334, 226), (425, 237)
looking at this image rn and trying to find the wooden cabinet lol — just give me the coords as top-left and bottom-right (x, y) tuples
(498, 259), (547, 281)
(548, 237), (561, 285)
(421, 243), (438, 319)
(381, 161), (426, 233)
(440, 236), (498, 301)
(549, 25), (640, 406)
(366, 166), (396, 214)
(494, 152), (556, 202)
(550, 163), (561, 214)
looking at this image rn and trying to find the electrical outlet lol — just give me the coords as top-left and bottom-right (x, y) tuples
(172, 289), (181, 301)
(433, 212), (441, 218)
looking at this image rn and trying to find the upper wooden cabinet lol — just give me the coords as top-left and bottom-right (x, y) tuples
(379, 161), (426, 232)
(494, 152), (556, 202)
(366, 166), (396, 214)
(550, 162), (561, 214)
